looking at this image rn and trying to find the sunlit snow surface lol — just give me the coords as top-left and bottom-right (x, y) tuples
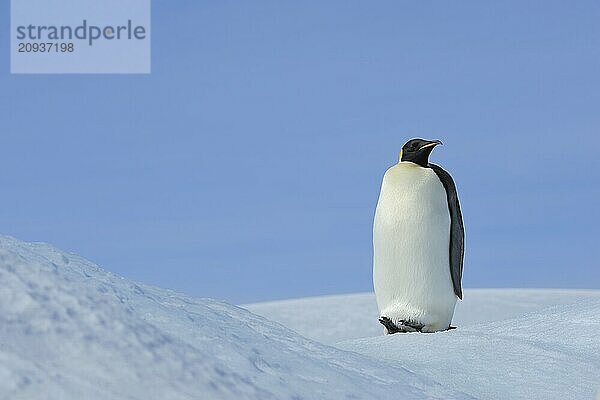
(247, 291), (600, 399)
(0, 235), (468, 400)
(2, 235), (599, 400)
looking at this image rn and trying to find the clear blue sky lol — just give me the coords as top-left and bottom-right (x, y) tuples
(1, 1), (599, 303)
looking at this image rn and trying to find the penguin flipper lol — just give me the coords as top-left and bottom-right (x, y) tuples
(429, 163), (465, 300)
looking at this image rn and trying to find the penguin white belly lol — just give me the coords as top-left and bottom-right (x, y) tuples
(373, 161), (457, 332)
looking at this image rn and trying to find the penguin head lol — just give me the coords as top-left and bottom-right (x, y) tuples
(399, 138), (443, 167)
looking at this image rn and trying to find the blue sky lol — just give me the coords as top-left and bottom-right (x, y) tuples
(1, 1), (599, 303)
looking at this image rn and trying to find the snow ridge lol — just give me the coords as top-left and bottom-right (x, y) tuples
(0, 235), (470, 400)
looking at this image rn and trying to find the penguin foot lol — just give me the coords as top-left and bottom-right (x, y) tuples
(379, 316), (424, 334)
(379, 316), (401, 333)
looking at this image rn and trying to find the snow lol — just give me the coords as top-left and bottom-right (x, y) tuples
(0, 235), (468, 400)
(247, 291), (600, 399)
(2, 234), (599, 400)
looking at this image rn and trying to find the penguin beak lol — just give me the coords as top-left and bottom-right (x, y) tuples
(418, 140), (443, 151)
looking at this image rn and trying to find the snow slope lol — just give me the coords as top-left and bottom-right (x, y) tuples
(3, 234), (598, 400)
(0, 235), (469, 400)
(246, 292), (600, 399)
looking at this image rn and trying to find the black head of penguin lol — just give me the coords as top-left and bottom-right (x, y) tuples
(400, 138), (443, 167)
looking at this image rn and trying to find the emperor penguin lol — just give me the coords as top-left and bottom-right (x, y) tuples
(373, 138), (464, 334)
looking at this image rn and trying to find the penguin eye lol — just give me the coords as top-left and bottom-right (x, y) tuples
(410, 143), (419, 151)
